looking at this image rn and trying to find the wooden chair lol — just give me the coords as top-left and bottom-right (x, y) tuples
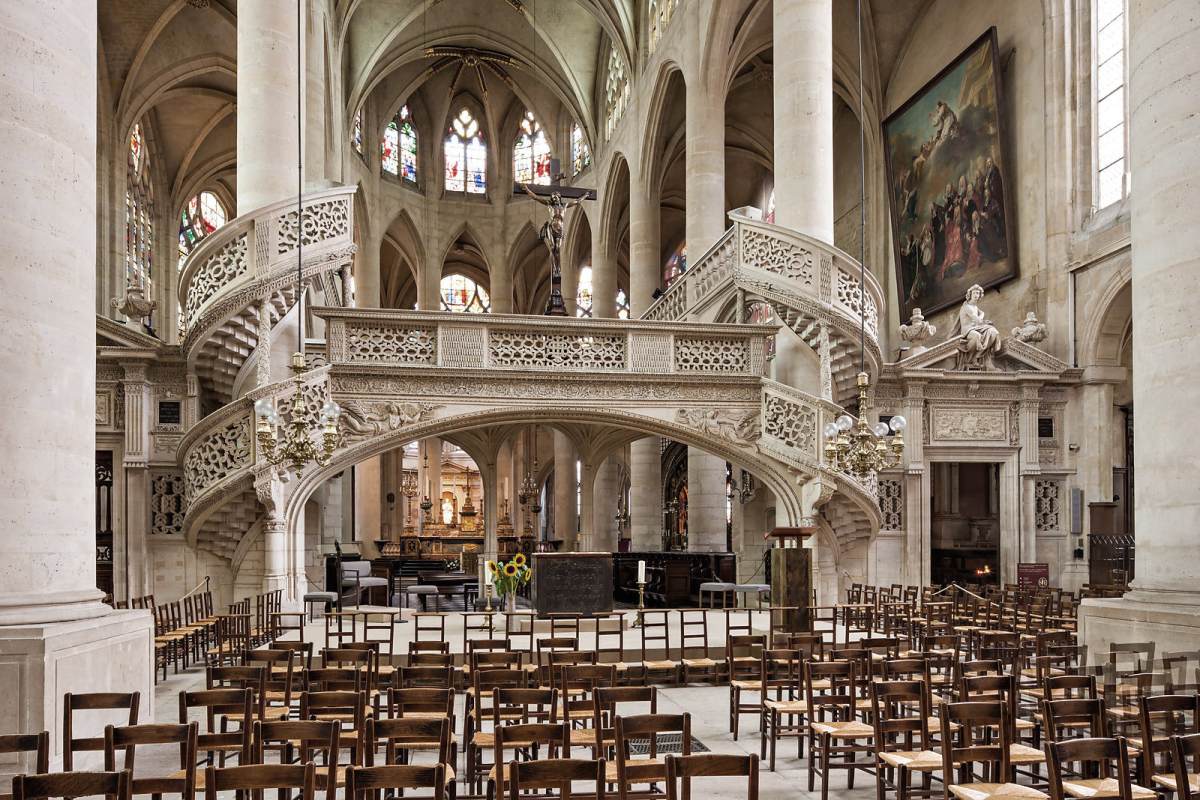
(939, 700), (1043, 800)
(1046, 737), (1153, 800)
(805, 659), (875, 800)
(464, 670), (533, 792)
(678, 610), (720, 684)
(639, 610), (679, 685)
(253, 719), (343, 796)
(759, 649), (808, 770)
(243, 649), (297, 721)
(364, 715), (453, 768)
(506, 758), (604, 800)
(488, 721), (570, 800)
(103, 722), (198, 799)
(272, 639), (315, 671)
(387, 687), (455, 723)
(665, 754), (758, 800)
(346, 764), (446, 800)
(1165, 732), (1200, 800)
(612, 713), (691, 800)
(0, 732), (49, 800)
(202, 762), (315, 800)
(207, 664), (269, 721)
(960, 673), (1044, 772)
(399, 665), (455, 690)
(62, 692), (141, 770)
(593, 686), (658, 758)
(178, 688), (253, 773)
(559, 665), (618, 756)
(299, 690), (367, 756)
(1042, 699), (1108, 743)
(11, 770), (131, 800)
(1134, 694), (1199, 787)
(727, 635), (766, 739)
(871, 679), (941, 800)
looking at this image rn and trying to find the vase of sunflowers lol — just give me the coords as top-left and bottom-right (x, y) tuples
(489, 553), (530, 613)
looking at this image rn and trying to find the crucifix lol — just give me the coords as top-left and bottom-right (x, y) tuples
(514, 180), (597, 316)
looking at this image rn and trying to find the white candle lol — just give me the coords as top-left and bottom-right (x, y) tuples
(485, 561), (493, 584)
(637, 560), (646, 584)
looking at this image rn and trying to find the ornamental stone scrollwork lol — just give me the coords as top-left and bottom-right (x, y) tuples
(931, 408), (1007, 441)
(690, 234), (736, 302)
(184, 233), (248, 326)
(183, 415), (251, 502)
(338, 401), (442, 444)
(330, 374), (761, 403)
(835, 268), (879, 339)
(674, 336), (748, 373)
(347, 324), (437, 364)
(1034, 480), (1061, 532)
(488, 330), (626, 370)
(762, 392), (817, 456)
(276, 198), (350, 255)
(877, 478), (904, 531)
(1011, 311), (1048, 344)
(151, 472), (186, 536)
(741, 228), (815, 287)
(674, 408), (760, 445)
(644, 284), (686, 322)
(96, 390), (112, 426)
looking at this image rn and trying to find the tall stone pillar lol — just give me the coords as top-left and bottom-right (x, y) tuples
(592, 458), (621, 552)
(591, 210), (616, 318)
(628, 174), (662, 554)
(630, 438), (662, 551)
(238, 0), (300, 212)
(577, 461), (597, 552)
(1080, 0), (1200, 653)
(0, 1), (154, 772)
(120, 363), (153, 599)
(687, 451), (728, 552)
(553, 433), (578, 549)
(772, 0), (834, 240)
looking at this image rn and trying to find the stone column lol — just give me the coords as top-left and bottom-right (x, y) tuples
(561, 243), (579, 317)
(238, 0), (300, 212)
(577, 460), (596, 552)
(772, 0), (834, 241)
(629, 439), (662, 552)
(553, 433), (578, 548)
(687, 451), (728, 552)
(591, 458), (621, 553)
(482, 461), (498, 584)
(1081, 0), (1200, 653)
(591, 212), (616, 318)
(255, 299), (272, 388)
(120, 363), (153, 600)
(0, 2), (154, 773)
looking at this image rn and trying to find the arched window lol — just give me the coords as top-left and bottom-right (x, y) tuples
(383, 105), (418, 184)
(440, 273), (491, 312)
(748, 301), (776, 359)
(125, 122), (154, 293)
(604, 48), (630, 137)
(663, 242), (687, 288)
(570, 123), (590, 175)
(616, 288), (630, 319)
(575, 266), (594, 317)
(648, 0), (678, 52)
(178, 191), (227, 261)
(351, 109), (363, 156)
(514, 110), (552, 185)
(445, 107), (486, 194)
(765, 189), (776, 223)
(1095, 0), (1128, 208)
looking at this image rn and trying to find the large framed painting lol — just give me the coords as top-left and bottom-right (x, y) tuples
(883, 28), (1017, 318)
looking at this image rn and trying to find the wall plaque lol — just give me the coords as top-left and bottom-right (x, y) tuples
(932, 408), (1007, 441)
(531, 552), (613, 616)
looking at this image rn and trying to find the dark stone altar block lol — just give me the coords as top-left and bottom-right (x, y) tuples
(532, 552), (614, 615)
(770, 547), (812, 631)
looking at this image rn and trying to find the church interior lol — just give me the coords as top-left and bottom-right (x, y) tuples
(1, 0), (1197, 798)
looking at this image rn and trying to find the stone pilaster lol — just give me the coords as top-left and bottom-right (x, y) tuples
(553, 433), (578, 549)
(120, 362), (153, 599)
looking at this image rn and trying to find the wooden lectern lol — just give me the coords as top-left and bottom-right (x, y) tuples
(765, 527), (814, 632)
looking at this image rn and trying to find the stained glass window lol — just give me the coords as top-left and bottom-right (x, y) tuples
(178, 191), (227, 260)
(125, 122), (154, 297)
(663, 242), (687, 288)
(616, 288), (630, 319)
(648, 0), (678, 52)
(570, 123), (590, 175)
(1095, 0), (1127, 208)
(445, 108), (486, 193)
(352, 109), (363, 156)
(440, 273), (491, 313)
(382, 105), (418, 183)
(748, 301), (776, 359)
(766, 189), (776, 223)
(513, 110), (552, 185)
(604, 47), (630, 136)
(575, 266), (594, 317)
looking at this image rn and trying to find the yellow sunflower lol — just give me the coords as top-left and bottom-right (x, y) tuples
(503, 562), (518, 577)
(487, 560), (499, 574)
(513, 553), (527, 567)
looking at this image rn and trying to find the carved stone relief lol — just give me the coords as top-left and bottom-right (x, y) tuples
(931, 408), (1008, 441)
(674, 408), (760, 445)
(338, 401), (442, 444)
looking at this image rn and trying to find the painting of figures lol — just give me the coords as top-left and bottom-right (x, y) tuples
(883, 28), (1017, 318)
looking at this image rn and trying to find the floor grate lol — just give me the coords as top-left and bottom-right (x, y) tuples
(628, 734), (710, 756)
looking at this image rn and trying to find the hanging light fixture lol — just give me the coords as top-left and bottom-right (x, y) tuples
(823, 0), (905, 481)
(254, 0), (341, 477)
(518, 425), (539, 505)
(420, 447), (434, 514)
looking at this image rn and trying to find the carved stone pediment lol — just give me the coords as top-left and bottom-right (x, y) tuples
(96, 314), (163, 350)
(894, 335), (1072, 376)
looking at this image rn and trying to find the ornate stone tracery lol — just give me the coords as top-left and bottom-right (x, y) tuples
(275, 198), (350, 255)
(674, 336), (749, 372)
(878, 478), (904, 531)
(151, 471), (186, 535)
(741, 228), (815, 287)
(184, 233), (248, 326)
(1035, 480), (1062, 532)
(183, 415), (251, 502)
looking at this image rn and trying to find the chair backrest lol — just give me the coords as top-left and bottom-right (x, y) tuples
(804, 659), (859, 722)
(494, 687), (560, 725)
(494, 722), (571, 795)
(1109, 642), (1156, 672)
(243, 649), (297, 711)
(253, 719), (341, 796)
(726, 635), (766, 682)
(365, 716), (450, 766)
(62, 692), (141, 770)
(345, 764), (445, 800)
(0, 732), (50, 777)
(1138, 694), (1200, 773)
(397, 665), (453, 689)
(178, 688), (253, 761)
(207, 665), (267, 718)
(871, 680), (932, 755)
(103, 722), (198, 797)
(1047, 737), (1133, 800)
(507, 758), (605, 800)
(678, 610), (710, 659)
(614, 712), (690, 763)
(940, 700), (1010, 785)
(561, 665), (618, 727)
(203, 763), (315, 800)
(387, 687), (454, 719)
(305, 666), (365, 693)
(11, 770), (131, 800)
(665, 754), (759, 800)
(1171, 733), (1200, 800)
(639, 610), (673, 661)
(272, 640), (314, 671)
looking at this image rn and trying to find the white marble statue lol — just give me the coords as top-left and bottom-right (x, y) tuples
(1011, 311), (1048, 344)
(899, 307), (937, 355)
(949, 283), (1003, 370)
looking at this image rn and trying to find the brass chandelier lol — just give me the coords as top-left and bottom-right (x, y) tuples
(252, 0), (341, 480)
(823, 0), (906, 481)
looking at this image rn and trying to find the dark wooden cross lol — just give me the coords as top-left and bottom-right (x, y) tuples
(514, 181), (597, 316)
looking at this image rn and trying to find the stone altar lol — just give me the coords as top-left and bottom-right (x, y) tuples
(531, 552), (613, 615)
